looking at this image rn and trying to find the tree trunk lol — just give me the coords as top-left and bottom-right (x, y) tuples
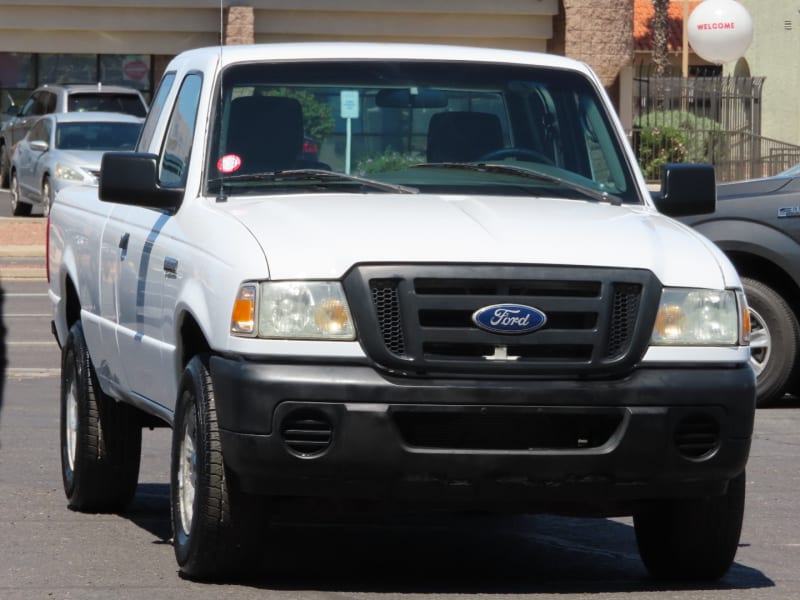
(652, 0), (670, 77)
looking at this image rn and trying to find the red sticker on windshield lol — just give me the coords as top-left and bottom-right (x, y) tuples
(217, 154), (242, 174)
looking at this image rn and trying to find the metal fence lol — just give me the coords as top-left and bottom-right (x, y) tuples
(631, 66), (800, 182)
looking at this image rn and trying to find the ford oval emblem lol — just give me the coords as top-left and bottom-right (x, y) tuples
(472, 303), (547, 335)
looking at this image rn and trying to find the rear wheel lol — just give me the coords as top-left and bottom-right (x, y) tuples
(742, 277), (799, 406)
(10, 171), (31, 216)
(633, 472), (746, 580)
(0, 143), (10, 188)
(171, 355), (265, 580)
(60, 321), (142, 511)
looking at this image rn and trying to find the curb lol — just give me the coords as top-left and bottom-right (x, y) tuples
(0, 266), (47, 281)
(1, 244), (46, 257)
(0, 217), (47, 280)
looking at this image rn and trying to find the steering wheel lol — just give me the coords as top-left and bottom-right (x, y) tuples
(478, 147), (554, 164)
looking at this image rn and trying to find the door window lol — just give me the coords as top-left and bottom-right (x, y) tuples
(159, 73), (201, 188)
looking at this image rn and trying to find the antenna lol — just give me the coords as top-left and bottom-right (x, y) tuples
(219, 0), (224, 46)
(217, 0), (227, 202)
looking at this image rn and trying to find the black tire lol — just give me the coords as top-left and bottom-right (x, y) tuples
(170, 355), (265, 580)
(633, 472), (746, 581)
(0, 143), (9, 189)
(742, 277), (800, 407)
(10, 170), (32, 217)
(60, 321), (142, 512)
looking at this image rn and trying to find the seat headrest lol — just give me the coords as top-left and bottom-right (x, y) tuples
(227, 95), (305, 172)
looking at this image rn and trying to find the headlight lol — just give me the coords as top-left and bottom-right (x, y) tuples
(54, 163), (88, 182)
(230, 281), (355, 340)
(651, 288), (748, 346)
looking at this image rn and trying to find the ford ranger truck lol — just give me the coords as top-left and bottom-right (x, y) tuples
(47, 43), (755, 581)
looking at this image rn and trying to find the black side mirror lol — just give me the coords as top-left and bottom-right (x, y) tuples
(99, 152), (183, 212)
(651, 163), (716, 217)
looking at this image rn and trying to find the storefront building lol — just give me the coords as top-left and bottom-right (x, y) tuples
(0, 1), (634, 119)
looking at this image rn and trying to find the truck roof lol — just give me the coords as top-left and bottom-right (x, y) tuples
(166, 42), (595, 76)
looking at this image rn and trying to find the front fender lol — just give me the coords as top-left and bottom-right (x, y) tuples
(690, 218), (800, 289)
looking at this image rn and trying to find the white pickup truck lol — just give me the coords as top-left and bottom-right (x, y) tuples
(48, 43), (755, 581)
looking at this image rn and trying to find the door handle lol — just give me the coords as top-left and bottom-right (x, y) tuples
(118, 233), (129, 250)
(164, 256), (178, 276)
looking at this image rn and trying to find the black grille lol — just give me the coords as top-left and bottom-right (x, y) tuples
(606, 284), (642, 358)
(280, 410), (333, 457)
(675, 413), (720, 459)
(371, 280), (406, 355)
(345, 265), (659, 376)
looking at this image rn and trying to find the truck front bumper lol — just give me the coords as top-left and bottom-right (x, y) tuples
(211, 357), (755, 512)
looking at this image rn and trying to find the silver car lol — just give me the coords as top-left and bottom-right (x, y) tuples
(0, 83), (148, 188)
(9, 111), (143, 216)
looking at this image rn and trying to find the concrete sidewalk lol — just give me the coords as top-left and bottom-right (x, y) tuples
(0, 217), (47, 281)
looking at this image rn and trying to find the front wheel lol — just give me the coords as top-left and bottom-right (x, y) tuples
(42, 176), (54, 217)
(60, 321), (142, 511)
(633, 472), (746, 580)
(742, 277), (799, 406)
(170, 355), (266, 580)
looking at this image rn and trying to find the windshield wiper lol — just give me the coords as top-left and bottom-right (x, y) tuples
(209, 168), (418, 197)
(413, 162), (622, 206)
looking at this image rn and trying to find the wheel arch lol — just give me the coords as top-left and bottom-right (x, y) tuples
(64, 275), (81, 330)
(177, 309), (212, 375)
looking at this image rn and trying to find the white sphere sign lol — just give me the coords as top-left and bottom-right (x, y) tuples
(688, 0), (753, 64)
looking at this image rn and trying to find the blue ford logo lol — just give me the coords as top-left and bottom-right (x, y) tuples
(472, 303), (547, 335)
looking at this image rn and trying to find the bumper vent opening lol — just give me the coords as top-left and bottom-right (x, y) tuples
(675, 413), (720, 460)
(280, 410), (333, 458)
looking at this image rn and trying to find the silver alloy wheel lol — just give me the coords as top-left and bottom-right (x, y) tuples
(748, 306), (770, 377)
(10, 172), (18, 212)
(178, 418), (197, 536)
(42, 178), (52, 217)
(66, 372), (78, 472)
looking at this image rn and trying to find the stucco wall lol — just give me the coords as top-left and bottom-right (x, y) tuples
(0, 0), (560, 55)
(733, 0), (800, 146)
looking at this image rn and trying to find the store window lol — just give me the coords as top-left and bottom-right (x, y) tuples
(39, 54), (97, 84)
(0, 53), (154, 117)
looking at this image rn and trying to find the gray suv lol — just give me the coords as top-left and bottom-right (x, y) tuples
(0, 83), (148, 187)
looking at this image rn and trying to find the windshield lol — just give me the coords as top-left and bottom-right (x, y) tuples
(206, 60), (640, 203)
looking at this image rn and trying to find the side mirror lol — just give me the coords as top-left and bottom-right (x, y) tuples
(651, 163), (716, 217)
(30, 140), (49, 152)
(99, 152), (183, 212)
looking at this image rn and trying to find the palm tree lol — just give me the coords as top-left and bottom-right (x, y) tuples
(652, 0), (670, 77)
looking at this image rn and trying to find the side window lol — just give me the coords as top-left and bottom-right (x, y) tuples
(43, 92), (57, 114)
(580, 95), (627, 193)
(138, 72), (176, 151)
(159, 73), (202, 188)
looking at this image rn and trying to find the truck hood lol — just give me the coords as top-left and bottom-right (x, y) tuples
(223, 193), (728, 288)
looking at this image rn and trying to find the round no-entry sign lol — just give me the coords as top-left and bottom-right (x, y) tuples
(123, 59), (149, 82)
